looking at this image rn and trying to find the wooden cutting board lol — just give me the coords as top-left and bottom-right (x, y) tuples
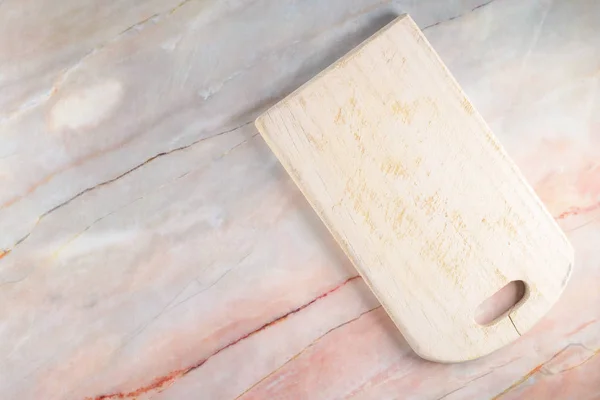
(255, 15), (573, 362)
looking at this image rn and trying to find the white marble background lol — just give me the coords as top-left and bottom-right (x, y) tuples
(1, 0), (599, 399)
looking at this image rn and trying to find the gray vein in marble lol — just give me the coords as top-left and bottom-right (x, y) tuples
(169, 250), (253, 311)
(233, 306), (383, 400)
(422, 0), (495, 30)
(53, 170), (192, 255)
(118, 14), (161, 36)
(434, 357), (520, 400)
(192, 0), (396, 103)
(115, 279), (202, 351)
(0, 121), (253, 274)
(566, 215), (600, 233)
(435, 371), (495, 400)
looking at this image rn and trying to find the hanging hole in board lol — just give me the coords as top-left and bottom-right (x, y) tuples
(475, 280), (526, 325)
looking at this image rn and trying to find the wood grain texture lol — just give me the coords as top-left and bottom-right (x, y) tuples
(256, 15), (574, 362)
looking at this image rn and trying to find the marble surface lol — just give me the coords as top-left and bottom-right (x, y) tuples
(1, 0), (599, 398)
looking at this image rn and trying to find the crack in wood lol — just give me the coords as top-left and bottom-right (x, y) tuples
(508, 314), (521, 336)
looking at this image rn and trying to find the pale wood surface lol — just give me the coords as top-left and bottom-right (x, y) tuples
(1, 0), (600, 399)
(257, 15), (573, 362)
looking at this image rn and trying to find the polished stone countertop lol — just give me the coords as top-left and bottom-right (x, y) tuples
(1, 0), (599, 399)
